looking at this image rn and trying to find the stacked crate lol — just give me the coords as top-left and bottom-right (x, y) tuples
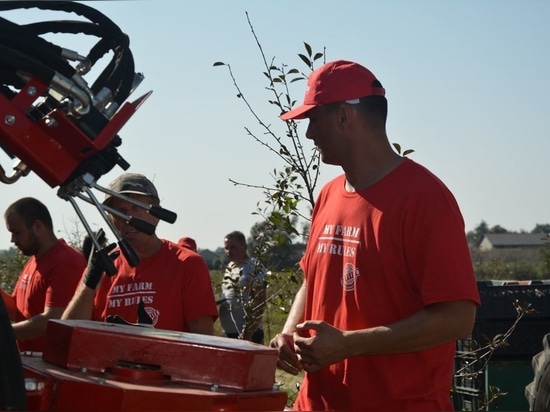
(453, 340), (484, 411)
(452, 280), (550, 411)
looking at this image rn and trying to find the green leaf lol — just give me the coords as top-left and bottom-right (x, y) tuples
(298, 54), (311, 67)
(304, 42), (312, 57)
(392, 143), (402, 154)
(313, 53), (323, 61)
(212, 62), (225, 66)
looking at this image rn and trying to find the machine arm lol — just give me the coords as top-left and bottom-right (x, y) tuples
(0, 1), (177, 266)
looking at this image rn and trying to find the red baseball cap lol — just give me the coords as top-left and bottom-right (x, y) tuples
(178, 236), (197, 252)
(280, 60), (385, 120)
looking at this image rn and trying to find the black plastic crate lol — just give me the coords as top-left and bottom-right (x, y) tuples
(451, 388), (484, 411)
(465, 280), (550, 358)
(454, 351), (484, 391)
(456, 337), (478, 353)
(476, 280), (550, 321)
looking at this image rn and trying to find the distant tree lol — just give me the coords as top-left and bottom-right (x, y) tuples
(249, 216), (301, 270)
(532, 224), (550, 234)
(540, 237), (550, 276)
(0, 248), (26, 292)
(471, 247), (544, 280)
(490, 224), (509, 234)
(467, 220), (490, 247)
(212, 256), (225, 271)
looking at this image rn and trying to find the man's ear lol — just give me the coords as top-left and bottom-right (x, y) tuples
(31, 219), (44, 234)
(336, 104), (354, 129)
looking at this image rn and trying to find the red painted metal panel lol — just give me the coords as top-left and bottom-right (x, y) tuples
(23, 355), (287, 411)
(43, 320), (279, 392)
(0, 91), (78, 187)
(22, 317), (288, 412)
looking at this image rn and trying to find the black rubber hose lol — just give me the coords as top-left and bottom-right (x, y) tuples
(0, 1), (135, 106)
(0, 18), (75, 79)
(0, 44), (55, 84)
(22, 19), (135, 101)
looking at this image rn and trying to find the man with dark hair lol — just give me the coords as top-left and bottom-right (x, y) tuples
(63, 173), (218, 335)
(269, 60), (481, 411)
(220, 230), (266, 344)
(1, 197), (86, 352)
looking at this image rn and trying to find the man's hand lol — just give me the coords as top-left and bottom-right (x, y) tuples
(83, 243), (119, 290)
(269, 332), (303, 375)
(293, 321), (348, 374)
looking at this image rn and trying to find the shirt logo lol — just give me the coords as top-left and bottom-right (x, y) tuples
(144, 307), (160, 325)
(20, 273), (31, 290)
(341, 263), (360, 292)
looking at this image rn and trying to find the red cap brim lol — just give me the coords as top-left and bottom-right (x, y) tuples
(280, 104), (316, 121)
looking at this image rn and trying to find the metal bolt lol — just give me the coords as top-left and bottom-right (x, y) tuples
(44, 117), (58, 127)
(4, 115), (15, 125)
(27, 86), (37, 96)
(210, 384), (219, 392)
(25, 378), (38, 391)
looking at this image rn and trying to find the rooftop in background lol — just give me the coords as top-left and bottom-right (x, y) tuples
(479, 233), (549, 251)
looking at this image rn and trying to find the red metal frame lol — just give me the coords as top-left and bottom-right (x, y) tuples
(20, 320), (287, 411)
(0, 77), (143, 188)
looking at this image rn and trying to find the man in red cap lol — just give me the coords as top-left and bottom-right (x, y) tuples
(270, 60), (480, 411)
(178, 236), (197, 252)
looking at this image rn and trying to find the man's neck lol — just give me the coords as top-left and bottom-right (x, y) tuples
(232, 256), (249, 265)
(345, 153), (403, 192)
(132, 236), (163, 259)
(35, 237), (58, 259)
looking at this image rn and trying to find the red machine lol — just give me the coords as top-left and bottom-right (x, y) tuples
(21, 320), (287, 411)
(0, 1), (177, 267)
(0, 2), (287, 410)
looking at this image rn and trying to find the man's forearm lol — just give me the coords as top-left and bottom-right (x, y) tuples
(12, 315), (48, 340)
(343, 300), (477, 358)
(12, 305), (66, 340)
(62, 283), (96, 320)
(282, 280), (307, 334)
(291, 300), (477, 374)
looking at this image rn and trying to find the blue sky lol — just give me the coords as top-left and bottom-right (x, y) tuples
(1, 0), (549, 252)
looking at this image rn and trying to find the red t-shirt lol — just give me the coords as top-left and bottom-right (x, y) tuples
(13, 239), (86, 352)
(295, 158), (481, 411)
(93, 239), (218, 331)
